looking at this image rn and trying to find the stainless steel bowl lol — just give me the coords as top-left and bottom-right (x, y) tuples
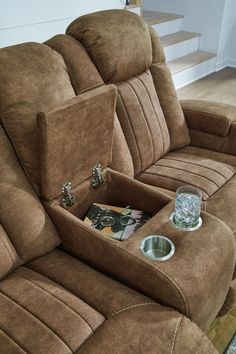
(140, 235), (175, 261)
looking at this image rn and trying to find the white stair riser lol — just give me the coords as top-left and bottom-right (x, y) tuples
(152, 18), (183, 37)
(164, 37), (200, 62)
(172, 57), (216, 89)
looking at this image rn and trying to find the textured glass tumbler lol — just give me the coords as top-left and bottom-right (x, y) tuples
(173, 186), (202, 230)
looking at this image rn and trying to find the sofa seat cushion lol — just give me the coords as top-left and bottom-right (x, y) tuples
(137, 151), (235, 200)
(75, 304), (216, 354)
(0, 249), (217, 354)
(179, 146), (236, 167)
(0, 266), (105, 354)
(27, 249), (154, 318)
(0, 249), (153, 354)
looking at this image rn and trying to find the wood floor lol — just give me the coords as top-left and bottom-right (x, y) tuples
(177, 67), (236, 106)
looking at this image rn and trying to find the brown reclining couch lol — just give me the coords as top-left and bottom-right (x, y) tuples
(0, 40), (220, 353)
(0, 11), (235, 354)
(54, 9), (236, 312)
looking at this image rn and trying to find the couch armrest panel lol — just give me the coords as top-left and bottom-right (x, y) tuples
(181, 99), (236, 137)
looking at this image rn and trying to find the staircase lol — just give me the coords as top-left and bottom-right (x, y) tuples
(143, 10), (217, 89)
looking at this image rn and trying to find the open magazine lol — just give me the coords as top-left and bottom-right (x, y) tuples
(84, 203), (152, 241)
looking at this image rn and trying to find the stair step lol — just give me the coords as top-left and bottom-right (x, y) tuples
(143, 10), (183, 25)
(169, 51), (217, 75)
(161, 31), (201, 48)
(161, 31), (201, 62)
(143, 10), (184, 37)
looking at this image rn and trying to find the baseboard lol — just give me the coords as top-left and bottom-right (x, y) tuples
(228, 58), (236, 68)
(215, 58), (236, 71)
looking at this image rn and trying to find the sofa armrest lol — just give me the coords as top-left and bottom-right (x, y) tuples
(46, 195), (235, 332)
(181, 99), (236, 137)
(181, 99), (236, 155)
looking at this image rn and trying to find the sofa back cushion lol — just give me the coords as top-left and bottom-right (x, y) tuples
(149, 27), (190, 150)
(116, 70), (170, 175)
(0, 42), (75, 194)
(67, 10), (152, 84)
(66, 10), (171, 174)
(45, 35), (104, 94)
(0, 127), (60, 279)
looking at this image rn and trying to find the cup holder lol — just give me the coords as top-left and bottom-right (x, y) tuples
(140, 235), (175, 261)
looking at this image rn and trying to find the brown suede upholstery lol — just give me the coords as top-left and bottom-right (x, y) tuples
(181, 99), (236, 137)
(75, 312), (216, 354)
(47, 194), (235, 331)
(0, 42), (75, 194)
(0, 37), (220, 353)
(149, 27), (190, 150)
(116, 70), (170, 175)
(137, 151), (235, 200)
(0, 247), (217, 354)
(66, 13), (190, 152)
(0, 131), (216, 352)
(45, 35), (104, 94)
(179, 146), (236, 167)
(109, 115), (135, 177)
(64, 10), (236, 245)
(189, 127), (236, 156)
(0, 224), (20, 280)
(0, 126), (60, 268)
(67, 10), (152, 84)
(46, 34), (135, 178)
(38, 85), (116, 200)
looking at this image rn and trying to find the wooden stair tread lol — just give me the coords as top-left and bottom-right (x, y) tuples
(143, 10), (183, 25)
(168, 51), (217, 74)
(161, 31), (201, 48)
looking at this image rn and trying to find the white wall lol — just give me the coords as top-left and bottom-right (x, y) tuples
(218, 0), (236, 68)
(0, 0), (125, 47)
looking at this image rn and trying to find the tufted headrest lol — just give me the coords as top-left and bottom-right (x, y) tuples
(66, 10), (152, 83)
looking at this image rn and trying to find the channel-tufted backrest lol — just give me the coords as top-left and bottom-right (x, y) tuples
(66, 10), (190, 175)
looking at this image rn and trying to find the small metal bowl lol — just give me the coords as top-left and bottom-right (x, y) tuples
(140, 235), (175, 261)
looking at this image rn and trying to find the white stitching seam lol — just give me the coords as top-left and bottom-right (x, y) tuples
(171, 315), (183, 354)
(108, 302), (158, 319)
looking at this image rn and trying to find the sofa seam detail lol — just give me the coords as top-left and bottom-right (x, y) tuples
(0, 231), (15, 267)
(155, 161), (222, 189)
(142, 170), (210, 198)
(15, 269), (94, 333)
(136, 72), (167, 157)
(171, 314), (183, 354)
(0, 290), (73, 353)
(126, 78), (155, 163)
(117, 88), (142, 173)
(164, 154), (233, 179)
(108, 302), (158, 319)
(0, 327), (28, 354)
